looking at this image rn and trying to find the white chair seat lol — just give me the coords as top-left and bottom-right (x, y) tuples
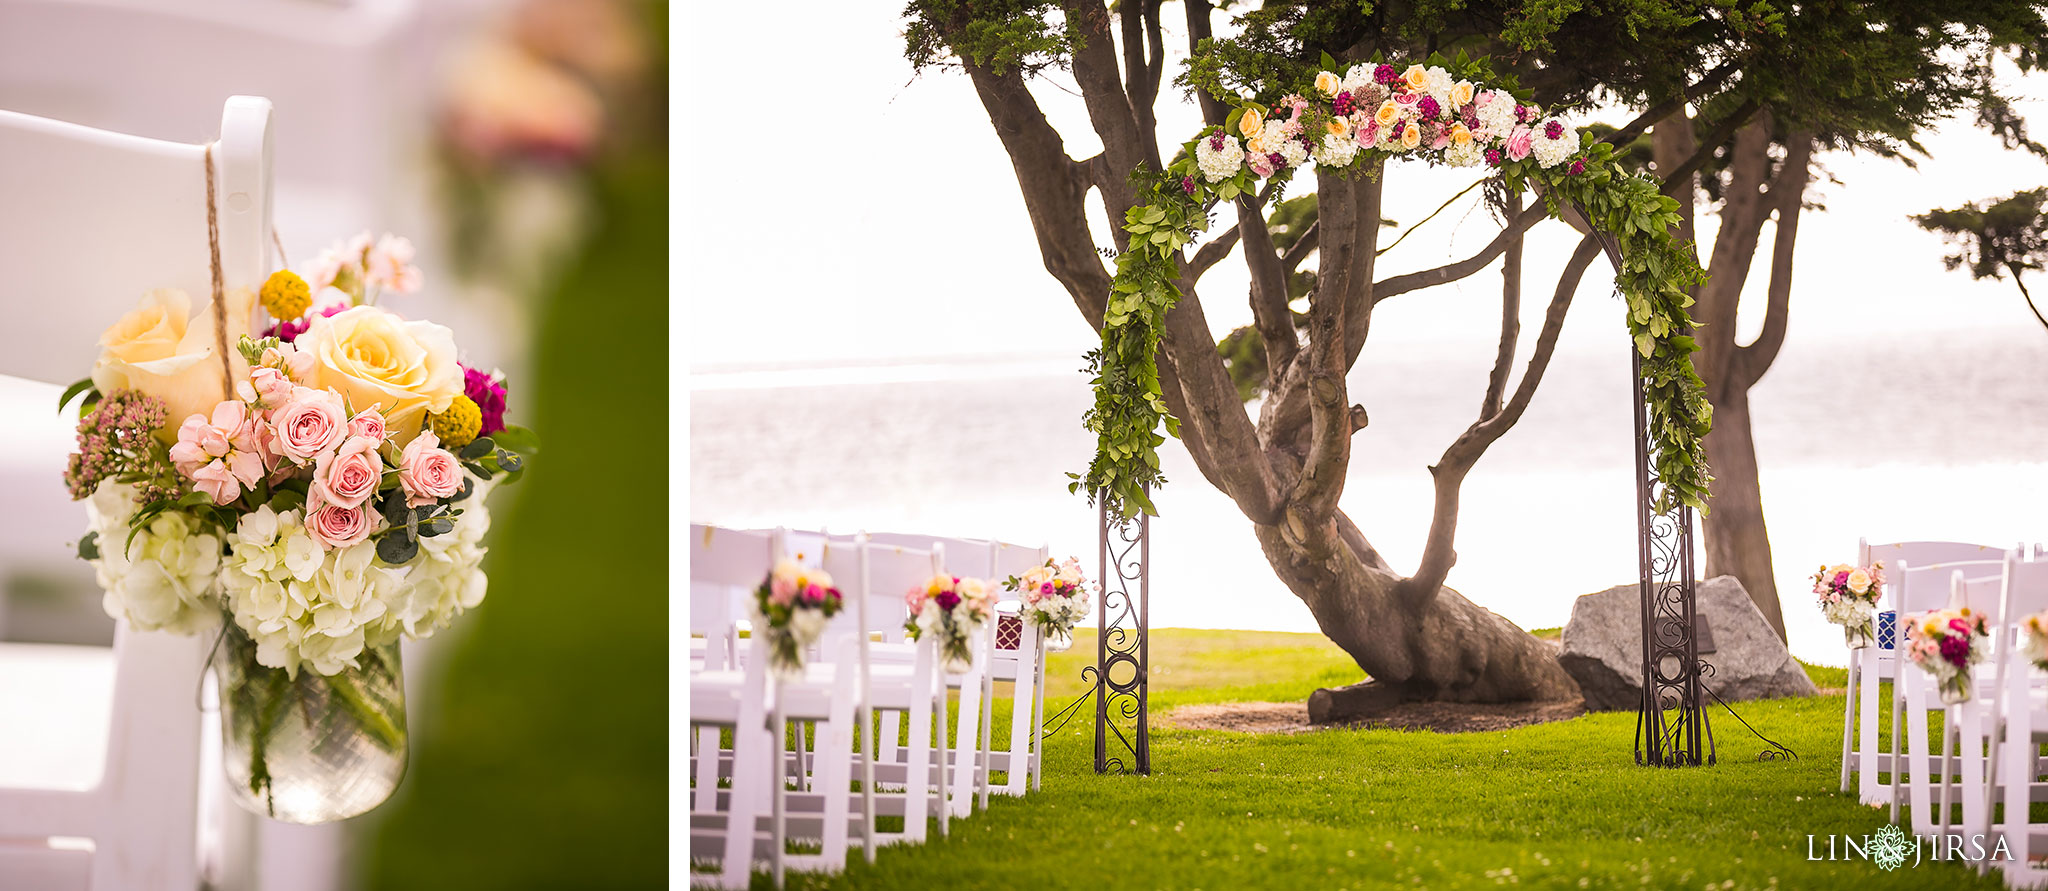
(0, 643), (114, 791)
(691, 670), (746, 725)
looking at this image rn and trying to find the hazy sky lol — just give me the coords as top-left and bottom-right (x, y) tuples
(685, 3), (2048, 375)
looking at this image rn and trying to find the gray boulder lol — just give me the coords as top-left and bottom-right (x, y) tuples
(1559, 575), (1817, 711)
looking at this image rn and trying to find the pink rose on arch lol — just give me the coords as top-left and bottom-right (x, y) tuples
(348, 408), (388, 442)
(271, 387), (349, 463)
(399, 430), (464, 508)
(305, 494), (375, 551)
(313, 435), (383, 510)
(1506, 126), (1534, 161)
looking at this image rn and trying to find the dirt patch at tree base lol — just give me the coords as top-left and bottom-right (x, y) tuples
(1162, 698), (1589, 734)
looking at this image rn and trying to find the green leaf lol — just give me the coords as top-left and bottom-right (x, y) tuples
(76, 531), (99, 561)
(377, 532), (419, 565)
(58, 378), (96, 415)
(494, 449), (524, 473)
(459, 437), (495, 460)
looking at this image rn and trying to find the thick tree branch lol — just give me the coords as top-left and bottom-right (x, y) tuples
(1694, 114), (1775, 394)
(1184, 0), (1228, 126)
(1369, 201), (1550, 303)
(1405, 232), (1599, 601)
(1733, 130), (1815, 388)
(1158, 279), (1285, 523)
(1282, 221), (1319, 272)
(1659, 99), (1762, 201)
(1289, 170), (1378, 526)
(961, 63), (1111, 325)
(1484, 188), (1524, 417)
(1119, 0), (1166, 169)
(1065, 0), (1150, 232)
(1239, 194), (1302, 376)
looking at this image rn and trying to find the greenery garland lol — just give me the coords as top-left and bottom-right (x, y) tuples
(1077, 53), (1712, 522)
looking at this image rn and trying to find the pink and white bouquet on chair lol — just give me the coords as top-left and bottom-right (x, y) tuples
(751, 560), (843, 681)
(1812, 562), (1885, 649)
(1004, 557), (1092, 653)
(1904, 607), (1989, 705)
(60, 232), (536, 824)
(2021, 610), (2048, 672)
(905, 574), (993, 674)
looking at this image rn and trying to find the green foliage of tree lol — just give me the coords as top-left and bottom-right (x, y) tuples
(1914, 188), (2048, 331)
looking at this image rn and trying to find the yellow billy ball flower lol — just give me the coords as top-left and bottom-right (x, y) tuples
(260, 269), (312, 319)
(427, 395), (483, 450)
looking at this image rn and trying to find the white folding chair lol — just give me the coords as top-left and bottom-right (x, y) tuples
(687, 525), (776, 889)
(1847, 540), (2018, 805)
(1988, 557), (2048, 888)
(1890, 558), (2010, 833)
(980, 541), (1050, 804)
(0, 96), (272, 891)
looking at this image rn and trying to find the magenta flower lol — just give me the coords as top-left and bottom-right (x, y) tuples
(1333, 92), (1354, 116)
(1374, 63), (1399, 85)
(266, 302), (347, 343)
(1417, 95), (1441, 119)
(462, 365), (509, 437)
(1485, 148), (1503, 166)
(1182, 175), (1196, 195)
(1208, 131), (1226, 151)
(1267, 152), (1285, 167)
(1514, 104), (1530, 124)
(1568, 159), (1587, 175)
(1939, 633), (1971, 667)
(936, 589), (962, 611)
(1544, 120), (1565, 140)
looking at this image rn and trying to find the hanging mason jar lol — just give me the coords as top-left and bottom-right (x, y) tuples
(213, 617), (408, 824)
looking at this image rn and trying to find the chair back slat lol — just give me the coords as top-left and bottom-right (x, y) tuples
(1892, 559), (2007, 614)
(864, 543), (937, 638)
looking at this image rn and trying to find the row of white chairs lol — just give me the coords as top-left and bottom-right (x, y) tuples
(1839, 539), (2048, 887)
(686, 524), (1062, 888)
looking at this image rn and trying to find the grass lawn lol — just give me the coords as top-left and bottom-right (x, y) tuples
(766, 627), (1984, 890)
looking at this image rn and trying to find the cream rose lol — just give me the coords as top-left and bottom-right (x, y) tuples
(298, 306), (462, 442)
(1848, 568), (1872, 595)
(92, 288), (254, 433)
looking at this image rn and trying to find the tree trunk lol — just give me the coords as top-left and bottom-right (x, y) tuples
(1698, 387), (1786, 639)
(1252, 513), (1582, 718)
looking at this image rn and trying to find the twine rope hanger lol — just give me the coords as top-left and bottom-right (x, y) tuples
(201, 143), (236, 400)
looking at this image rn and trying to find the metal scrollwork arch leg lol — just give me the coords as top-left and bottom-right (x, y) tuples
(1096, 491), (1150, 775)
(1633, 352), (1714, 768)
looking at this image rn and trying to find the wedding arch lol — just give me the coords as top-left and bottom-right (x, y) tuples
(1077, 55), (1716, 771)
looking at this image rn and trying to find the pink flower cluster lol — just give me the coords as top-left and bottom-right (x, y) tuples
(170, 341), (465, 551)
(1809, 562), (1884, 607)
(1905, 607), (1989, 675)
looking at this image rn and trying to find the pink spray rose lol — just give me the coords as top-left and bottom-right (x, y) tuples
(348, 407), (388, 442)
(305, 492), (375, 551)
(170, 400), (265, 498)
(399, 430), (464, 508)
(190, 460), (245, 506)
(313, 435), (384, 509)
(271, 387), (349, 462)
(1506, 126), (1534, 161)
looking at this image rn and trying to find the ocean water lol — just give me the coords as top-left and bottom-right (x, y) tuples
(689, 327), (2048, 666)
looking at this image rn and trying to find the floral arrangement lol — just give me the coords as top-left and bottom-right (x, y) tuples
(63, 231), (535, 818)
(905, 574), (994, 674)
(2022, 610), (2048, 672)
(1003, 557), (1092, 650)
(1904, 607), (1990, 705)
(1081, 53), (1707, 522)
(1812, 561), (1885, 649)
(751, 560), (843, 680)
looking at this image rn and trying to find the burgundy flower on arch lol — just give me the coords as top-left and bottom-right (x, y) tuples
(1568, 159), (1587, 176)
(1373, 63), (1398, 85)
(1544, 120), (1566, 140)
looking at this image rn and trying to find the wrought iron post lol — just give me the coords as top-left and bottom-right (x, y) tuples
(1095, 491), (1150, 775)
(1632, 351), (1713, 767)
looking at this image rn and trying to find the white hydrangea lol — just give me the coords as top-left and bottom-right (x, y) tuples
(1194, 133), (1245, 182)
(1266, 122), (1310, 168)
(1475, 89), (1519, 136)
(221, 505), (406, 677)
(1442, 139), (1485, 168)
(1313, 133), (1359, 168)
(86, 482), (220, 635)
(1423, 66), (1456, 108)
(382, 499), (493, 641)
(1532, 118), (1578, 168)
(1340, 64), (1378, 94)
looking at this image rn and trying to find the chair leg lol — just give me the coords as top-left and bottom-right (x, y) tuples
(1892, 679), (1907, 825)
(772, 702), (786, 890)
(1841, 658), (1858, 793)
(978, 671), (995, 810)
(860, 703), (876, 863)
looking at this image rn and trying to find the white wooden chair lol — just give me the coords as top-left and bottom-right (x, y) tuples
(686, 525), (777, 889)
(980, 541), (1049, 803)
(1986, 556), (2048, 888)
(1889, 558), (2010, 834)
(0, 96), (272, 891)
(1846, 540), (2019, 805)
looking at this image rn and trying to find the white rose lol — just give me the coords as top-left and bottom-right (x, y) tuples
(299, 305), (463, 442)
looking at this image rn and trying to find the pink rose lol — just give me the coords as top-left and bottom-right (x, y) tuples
(1506, 126), (1534, 161)
(398, 430), (464, 508)
(239, 366), (293, 407)
(172, 400), (262, 481)
(312, 435), (383, 509)
(348, 408), (388, 442)
(305, 494), (375, 550)
(191, 459), (244, 505)
(271, 387), (348, 463)
(770, 577), (797, 606)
